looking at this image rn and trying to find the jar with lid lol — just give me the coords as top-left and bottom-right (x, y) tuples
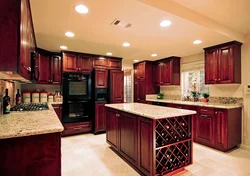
(32, 89), (40, 103)
(40, 90), (48, 103)
(22, 90), (31, 103)
(48, 93), (54, 102)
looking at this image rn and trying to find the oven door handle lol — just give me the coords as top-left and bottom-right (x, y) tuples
(67, 100), (88, 103)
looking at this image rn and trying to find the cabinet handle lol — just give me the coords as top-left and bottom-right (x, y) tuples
(176, 106), (182, 109)
(200, 109), (207, 112)
(74, 127), (83, 130)
(215, 111), (218, 114)
(200, 115), (208, 118)
(79, 68), (81, 71)
(218, 78), (220, 81)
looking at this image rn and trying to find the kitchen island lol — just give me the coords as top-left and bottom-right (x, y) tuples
(0, 103), (64, 176)
(105, 103), (196, 176)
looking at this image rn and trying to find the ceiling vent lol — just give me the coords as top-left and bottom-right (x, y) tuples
(111, 19), (132, 28)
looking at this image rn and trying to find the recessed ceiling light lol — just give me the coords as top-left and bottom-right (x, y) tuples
(151, 54), (157, 57)
(160, 20), (172, 27)
(193, 40), (202, 44)
(60, 46), (67, 49)
(65, 32), (75, 37)
(75, 5), (88, 14)
(123, 42), (130, 47)
(134, 60), (139, 62)
(106, 52), (112, 56)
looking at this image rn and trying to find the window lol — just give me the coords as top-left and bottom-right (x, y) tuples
(124, 70), (132, 103)
(182, 69), (209, 97)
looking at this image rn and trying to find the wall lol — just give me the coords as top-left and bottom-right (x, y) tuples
(21, 84), (61, 94)
(160, 34), (250, 150)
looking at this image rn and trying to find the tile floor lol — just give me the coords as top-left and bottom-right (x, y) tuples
(62, 134), (250, 176)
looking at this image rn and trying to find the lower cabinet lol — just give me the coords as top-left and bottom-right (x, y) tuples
(52, 104), (62, 122)
(61, 122), (92, 137)
(106, 108), (153, 175)
(0, 133), (61, 176)
(166, 103), (242, 152)
(94, 102), (106, 133)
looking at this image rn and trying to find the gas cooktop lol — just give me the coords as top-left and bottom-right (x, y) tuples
(10, 103), (49, 112)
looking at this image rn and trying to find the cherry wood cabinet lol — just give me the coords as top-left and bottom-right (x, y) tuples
(0, 133), (61, 176)
(95, 69), (108, 88)
(204, 41), (242, 84)
(94, 102), (106, 133)
(153, 57), (180, 86)
(134, 80), (146, 103)
(108, 58), (122, 70)
(93, 57), (108, 68)
(133, 61), (157, 103)
(36, 48), (62, 84)
(77, 54), (93, 73)
(62, 53), (77, 72)
(106, 108), (119, 151)
(119, 112), (138, 166)
(109, 70), (124, 103)
(61, 122), (92, 137)
(52, 104), (62, 122)
(0, 0), (36, 80)
(51, 55), (62, 84)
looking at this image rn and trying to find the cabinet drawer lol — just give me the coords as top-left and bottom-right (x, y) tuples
(197, 107), (214, 115)
(62, 122), (92, 136)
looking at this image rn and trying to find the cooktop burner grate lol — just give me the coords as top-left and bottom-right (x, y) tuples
(10, 103), (49, 111)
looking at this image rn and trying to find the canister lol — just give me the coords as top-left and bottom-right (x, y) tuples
(32, 90), (40, 103)
(40, 90), (48, 103)
(22, 90), (31, 103)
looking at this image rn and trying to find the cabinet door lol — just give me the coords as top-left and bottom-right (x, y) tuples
(134, 81), (139, 102)
(205, 49), (218, 84)
(218, 45), (234, 84)
(154, 62), (161, 85)
(93, 57), (107, 68)
(77, 55), (93, 73)
(138, 62), (145, 79)
(95, 69), (108, 88)
(196, 114), (214, 146)
(138, 80), (145, 103)
(119, 112), (138, 166)
(62, 53), (77, 72)
(161, 60), (172, 85)
(214, 110), (227, 150)
(51, 55), (62, 84)
(108, 58), (121, 70)
(106, 108), (119, 151)
(138, 117), (153, 175)
(134, 64), (139, 80)
(95, 102), (106, 133)
(110, 70), (124, 103)
(37, 53), (51, 84)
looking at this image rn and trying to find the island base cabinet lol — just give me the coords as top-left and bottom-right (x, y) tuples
(0, 133), (61, 176)
(106, 107), (193, 176)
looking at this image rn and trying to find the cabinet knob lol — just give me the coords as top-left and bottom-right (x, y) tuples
(215, 79), (217, 81)
(79, 68), (81, 71)
(218, 78), (221, 81)
(215, 111), (218, 114)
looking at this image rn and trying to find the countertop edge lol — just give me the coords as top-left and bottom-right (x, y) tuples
(146, 99), (243, 109)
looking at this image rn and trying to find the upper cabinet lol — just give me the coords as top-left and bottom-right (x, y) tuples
(95, 69), (108, 88)
(153, 57), (181, 86)
(204, 41), (242, 84)
(63, 52), (122, 73)
(93, 57), (108, 68)
(36, 48), (62, 84)
(109, 70), (124, 103)
(108, 58), (122, 70)
(0, 0), (36, 80)
(134, 62), (145, 80)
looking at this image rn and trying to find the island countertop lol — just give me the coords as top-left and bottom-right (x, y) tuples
(105, 103), (196, 119)
(0, 103), (64, 140)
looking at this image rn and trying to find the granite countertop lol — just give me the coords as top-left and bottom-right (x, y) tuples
(105, 103), (196, 119)
(146, 99), (243, 109)
(0, 103), (64, 140)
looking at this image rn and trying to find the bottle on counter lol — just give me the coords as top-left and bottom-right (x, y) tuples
(23, 90), (31, 103)
(3, 89), (10, 114)
(16, 89), (21, 105)
(40, 90), (48, 103)
(32, 89), (40, 103)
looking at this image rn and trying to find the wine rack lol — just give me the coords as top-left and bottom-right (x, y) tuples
(155, 115), (192, 175)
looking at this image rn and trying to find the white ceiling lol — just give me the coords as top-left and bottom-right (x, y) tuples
(30, 0), (248, 65)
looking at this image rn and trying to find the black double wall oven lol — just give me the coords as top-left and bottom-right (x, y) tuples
(63, 73), (92, 123)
